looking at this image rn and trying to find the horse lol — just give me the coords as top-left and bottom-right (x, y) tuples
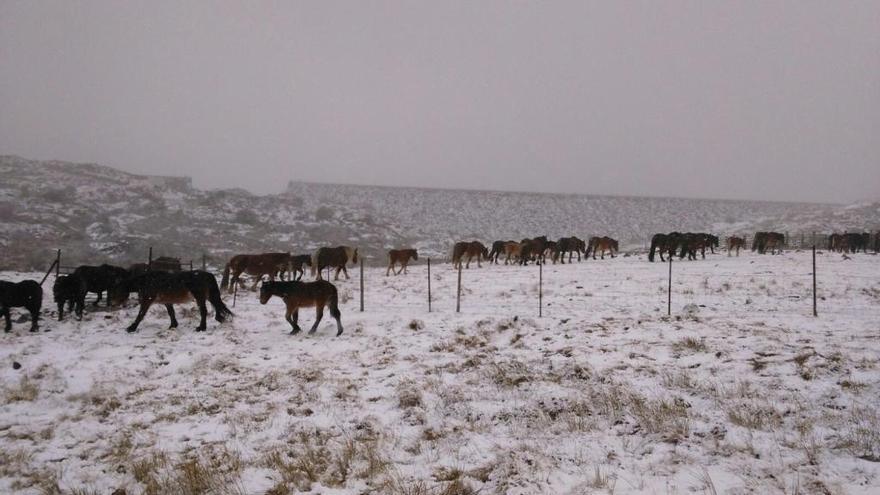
(502, 241), (523, 265)
(112, 270), (232, 333)
(845, 232), (870, 253)
(221, 252), (293, 291)
(752, 232), (785, 254)
(259, 280), (343, 336)
(587, 236), (619, 260)
(72, 264), (130, 307)
(278, 254), (312, 281)
(452, 241), (489, 269)
(678, 233), (712, 260)
(648, 233), (683, 262)
(727, 236), (745, 256)
(553, 237), (585, 264)
(488, 241), (514, 264)
(0, 280), (42, 332)
(312, 246), (358, 281)
(387, 249), (418, 276)
(518, 236), (549, 265)
(53, 274), (87, 321)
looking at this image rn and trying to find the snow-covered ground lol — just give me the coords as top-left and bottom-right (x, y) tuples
(1, 250), (879, 494)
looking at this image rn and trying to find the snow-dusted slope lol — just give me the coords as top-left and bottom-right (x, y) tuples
(1, 155), (877, 270)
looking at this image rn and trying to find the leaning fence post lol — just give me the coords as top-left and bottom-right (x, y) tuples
(427, 258), (432, 313)
(667, 255), (673, 316)
(40, 250), (61, 287)
(359, 257), (364, 312)
(812, 245), (817, 317)
(148, 246), (153, 270)
(55, 249), (60, 277)
(233, 280), (238, 308)
(456, 262), (462, 313)
(538, 262), (543, 317)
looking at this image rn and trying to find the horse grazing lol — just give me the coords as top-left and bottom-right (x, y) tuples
(53, 274), (87, 321)
(488, 240), (515, 264)
(587, 236), (619, 260)
(387, 249), (418, 276)
(221, 252), (293, 292)
(752, 232), (785, 254)
(259, 280), (343, 336)
(0, 280), (42, 332)
(113, 270), (232, 333)
(312, 246), (358, 281)
(554, 237), (585, 264)
(452, 241), (489, 269)
(727, 236), (745, 256)
(73, 264), (130, 307)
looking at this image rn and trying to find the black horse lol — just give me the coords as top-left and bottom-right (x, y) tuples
(112, 270), (232, 333)
(53, 274), (88, 321)
(649, 232), (683, 262)
(73, 264), (130, 307)
(0, 280), (42, 332)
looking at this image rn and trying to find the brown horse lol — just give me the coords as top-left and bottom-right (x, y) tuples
(259, 280), (343, 336)
(587, 236), (618, 260)
(503, 241), (523, 265)
(312, 246), (358, 281)
(488, 240), (515, 264)
(752, 232), (785, 254)
(452, 241), (488, 269)
(275, 254), (312, 281)
(112, 271), (233, 333)
(387, 249), (418, 276)
(727, 236), (745, 256)
(221, 252), (293, 292)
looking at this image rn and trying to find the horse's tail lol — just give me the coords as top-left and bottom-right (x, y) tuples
(207, 275), (234, 323)
(220, 261), (231, 290)
(648, 237), (656, 262)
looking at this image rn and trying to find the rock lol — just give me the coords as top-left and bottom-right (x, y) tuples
(12, 361), (21, 370)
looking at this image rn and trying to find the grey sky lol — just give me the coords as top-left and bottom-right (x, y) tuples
(1, 1), (878, 203)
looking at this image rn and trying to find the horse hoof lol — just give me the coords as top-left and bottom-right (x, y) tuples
(126, 327), (138, 333)
(336, 330), (344, 337)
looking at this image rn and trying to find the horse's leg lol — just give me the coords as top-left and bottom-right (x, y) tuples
(342, 266), (350, 280)
(309, 304), (324, 334)
(386, 262), (392, 276)
(196, 295), (208, 331)
(57, 301), (65, 321)
(126, 298), (153, 333)
(2, 307), (10, 332)
(94, 290), (102, 307)
(330, 302), (343, 337)
(28, 304), (39, 332)
(251, 274), (261, 291)
(290, 308), (302, 335)
(165, 304), (178, 329)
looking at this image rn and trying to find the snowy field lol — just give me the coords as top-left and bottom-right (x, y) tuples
(1, 250), (879, 494)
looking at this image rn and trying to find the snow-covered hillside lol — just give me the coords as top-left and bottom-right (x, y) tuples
(1, 155), (877, 271)
(1, 250), (878, 494)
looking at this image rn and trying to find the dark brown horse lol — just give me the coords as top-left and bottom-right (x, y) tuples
(727, 236), (745, 256)
(387, 249), (418, 276)
(518, 236), (549, 265)
(113, 270), (232, 333)
(752, 232), (785, 254)
(277, 254), (312, 281)
(587, 236), (619, 260)
(0, 280), (42, 332)
(53, 274), (87, 321)
(221, 252), (293, 292)
(73, 264), (130, 307)
(259, 280), (343, 336)
(312, 246), (358, 281)
(553, 237), (586, 264)
(452, 241), (489, 269)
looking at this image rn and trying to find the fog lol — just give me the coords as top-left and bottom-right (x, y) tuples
(1, 1), (878, 203)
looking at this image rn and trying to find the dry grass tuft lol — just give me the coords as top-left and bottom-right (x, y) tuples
(4, 376), (39, 402)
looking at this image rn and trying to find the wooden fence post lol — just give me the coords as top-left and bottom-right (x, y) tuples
(456, 262), (462, 313)
(189, 260), (193, 271)
(233, 280), (238, 308)
(359, 257), (364, 312)
(202, 254), (207, 271)
(812, 245), (817, 317)
(427, 258), (432, 313)
(56, 249), (60, 278)
(667, 255), (673, 316)
(148, 246), (153, 270)
(538, 262), (543, 317)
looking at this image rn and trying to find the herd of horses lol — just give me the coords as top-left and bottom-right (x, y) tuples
(1, 231), (877, 334)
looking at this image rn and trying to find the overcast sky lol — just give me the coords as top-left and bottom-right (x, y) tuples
(1, 1), (878, 203)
